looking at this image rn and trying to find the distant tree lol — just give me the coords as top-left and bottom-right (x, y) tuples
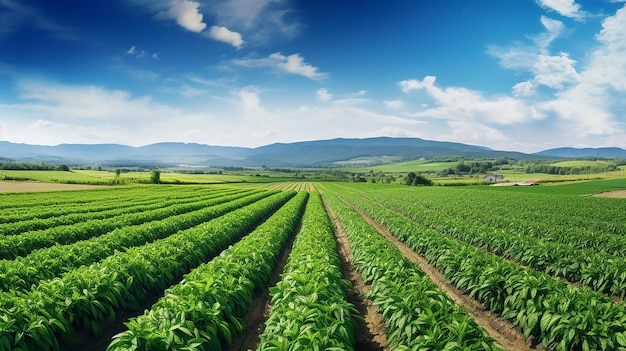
(59, 164), (70, 171)
(456, 162), (471, 174)
(405, 172), (417, 185)
(150, 169), (161, 184)
(405, 171), (432, 186)
(115, 169), (121, 177)
(412, 174), (433, 186)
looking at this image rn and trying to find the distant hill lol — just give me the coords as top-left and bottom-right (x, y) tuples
(534, 147), (626, 159)
(0, 137), (609, 168)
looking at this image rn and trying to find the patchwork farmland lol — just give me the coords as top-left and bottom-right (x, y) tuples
(1, 179), (626, 350)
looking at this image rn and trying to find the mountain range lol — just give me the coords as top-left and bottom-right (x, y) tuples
(1, 138), (625, 168)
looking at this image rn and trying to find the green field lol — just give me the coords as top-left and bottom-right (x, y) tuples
(338, 159), (457, 173)
(1, 178), (626, 350)
(0, 169), (295, 185)
(550, 159), (615, 167)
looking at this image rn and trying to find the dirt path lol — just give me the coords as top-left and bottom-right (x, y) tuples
(337, 196), (540, 351)
(591, 190), (626, 198)
(322, 196), (389, 350)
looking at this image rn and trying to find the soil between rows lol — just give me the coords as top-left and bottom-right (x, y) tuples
(226, 230), (297, 351)
(336, 195), (540, 351)
(323, 197), (389, 350)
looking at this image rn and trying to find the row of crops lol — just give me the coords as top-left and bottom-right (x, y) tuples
(321, 182), (626, 350)
(2, 180), (626, 350)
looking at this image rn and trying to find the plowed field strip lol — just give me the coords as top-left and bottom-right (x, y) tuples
(226, 230), (296, 351)
(338, 196), (539, 351)
(323, 196), (388, 351)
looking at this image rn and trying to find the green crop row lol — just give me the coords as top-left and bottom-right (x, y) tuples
(0, 188), (126, 211)
(370, 187), (626, 255)
(0, 188), (259, 259)
(321, 190), (501, 350)
(0, 195), (157, 225)
(257, 192), (360, 351)
(335, 189), (626, 350)
(352, 189), (626, 299)
(0, 191), (295, 351)
(0, 189), (272, 292)
(0, 185), (188, 212)
(107, 191), (308, 351)
(0, 187), (234, 234)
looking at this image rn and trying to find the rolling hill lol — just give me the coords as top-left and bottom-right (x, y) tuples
(1, 137), (624, 168)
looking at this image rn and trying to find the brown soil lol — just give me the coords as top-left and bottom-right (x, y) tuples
(322, 196), (389, 351)
(338, 196), (540, 351)
(0, 181), (102, 192)
(591, 190), (626, 198)
(227, 225), (296, 351)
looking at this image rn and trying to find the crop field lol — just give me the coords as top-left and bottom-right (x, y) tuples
(0, 169), (293, 185)
(1, 179), (626, 350)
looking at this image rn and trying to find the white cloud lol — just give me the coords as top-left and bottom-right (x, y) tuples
(441, 121), (508, 145)
(399, 76), (544, 125)
(205, 0), (300, 43)
(536, 16), (565, 51)
(512, 81), (536, 97)
(535, 0), (585, 20)
(234, 52), (326, 80)
(532, 53), (580, 88)
(238, 87), (262, 112)
(270, 53), (326, 80)
(316, 88), (332, 102)
(162, 0), (206, 33)
(128, 0), (298, 45)
(538, 5), (626, 137)
(15, 80), (178, 121)
(125, 45), (158, 59)
(487, 16), (564, 70)
(384, 100), (404, 110)
(206, 25), (243, 48)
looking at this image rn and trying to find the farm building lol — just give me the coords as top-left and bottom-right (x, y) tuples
(483, 173), (504, 183)
(491, 179), (540, 186)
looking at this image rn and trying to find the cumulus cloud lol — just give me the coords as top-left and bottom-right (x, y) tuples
(399, 76), (544, 125)
(270, 53), (326, 80)
(206, 25), (243, 48)
(512, 81), (536, 97)
(403, 4), (626, 150)
(539, 5), (626, 137)
(234, 52), (326, 80)
(161, 0), (206, 33)
(205, 0), (300, 43)
(535, 0), (585, 20)
(532, 53), (580, 89)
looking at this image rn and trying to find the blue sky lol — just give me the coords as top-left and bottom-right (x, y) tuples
(1, 0), (625, 153)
